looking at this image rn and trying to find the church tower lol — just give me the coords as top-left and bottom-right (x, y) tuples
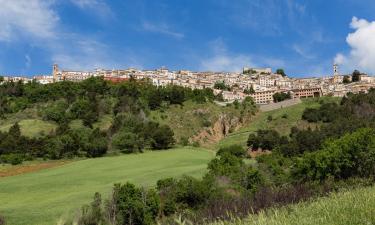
(53, 64), (59, 82)
(333, 64), (340, 84)
(333, 64), (339, 76)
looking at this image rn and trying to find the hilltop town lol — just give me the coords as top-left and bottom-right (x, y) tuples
(1, 64), (374, 104)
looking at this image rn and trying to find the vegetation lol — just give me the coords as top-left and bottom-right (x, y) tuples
(0, 147), (213, 225)
(209, 185), (375, 225)
(67, 90), (375, 224)
(276, 69), (287, 77)
(243, 85), (255, 94)
(217, 98), (335, 149)
(343, 75), (351, 84)
(352, 69), (361, 82)
(214, 81), (231, 91)
(272, 92), (291, 103)
(0, 77), (219, 162)
(3, 76), (375, 225)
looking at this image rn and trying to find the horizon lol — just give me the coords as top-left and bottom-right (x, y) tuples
(1, 0), (375, 77)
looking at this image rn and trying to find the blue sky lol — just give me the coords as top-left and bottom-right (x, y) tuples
(1, 0), (375, 77)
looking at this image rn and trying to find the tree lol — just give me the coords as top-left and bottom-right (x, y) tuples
(114, 183), (160, 225)
(9, 122), (21, 139)
(276, 69), (287, 77)
(244, 85), (255, 94)
(214, 81), (230, 91)
(352, 70), (361, 82)
(0, 76), (4, 83)
(151, 125), (175, 150)
(343, 75), (351, 84)
(86, 128), (108, 157)
(273, 92), (291, 103)
(112, 131), (144, 153)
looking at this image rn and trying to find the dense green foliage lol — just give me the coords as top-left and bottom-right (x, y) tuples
(293, 128), (375, 181)
(214, 81), (231, 91)
(272, 92), (291, 103)
(276, 69), (286, 77)
(0, 78), (217, 161)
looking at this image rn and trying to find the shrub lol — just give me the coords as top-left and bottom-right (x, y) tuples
(293, 128), (375, 182)
(112, 131), (144, 153)
(0, 153), (24, 165)
(179, 137), (189, 146)
(217, 145), (246, 158)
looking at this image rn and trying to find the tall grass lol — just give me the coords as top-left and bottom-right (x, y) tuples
(209, 185), (375, 225)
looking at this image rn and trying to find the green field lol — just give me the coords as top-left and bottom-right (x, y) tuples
(0, 147), (214, 225)
(210, 185), (375, 225)
(217, 98), (338, 149)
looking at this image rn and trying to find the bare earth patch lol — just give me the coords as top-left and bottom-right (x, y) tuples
(0, 161), (69, 178)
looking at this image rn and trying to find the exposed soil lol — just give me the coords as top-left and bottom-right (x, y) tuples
(0, 161), (69, 178)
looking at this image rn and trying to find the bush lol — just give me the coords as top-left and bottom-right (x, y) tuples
(179, 137), (189, 146)
(293, 128), (375, 182)
(112, 131), (144, 153)
(0, 154), (24, 165)
(217, 145), (246, 158)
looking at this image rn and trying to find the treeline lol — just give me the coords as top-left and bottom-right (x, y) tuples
(0, 77), (214, 118)
(68, 90), (375, 224)
(0, 77), (215, 163)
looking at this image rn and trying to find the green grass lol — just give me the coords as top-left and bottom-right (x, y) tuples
(217, 97), (339, 149)
(0, 119), (57, 137)
(0, 147), (214, 225)
(210, 185), (375, 225)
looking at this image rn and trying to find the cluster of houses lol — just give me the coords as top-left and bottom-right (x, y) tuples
(1, 64), (375, 105)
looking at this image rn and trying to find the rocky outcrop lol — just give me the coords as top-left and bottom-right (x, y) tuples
(190, 113), (249, 147)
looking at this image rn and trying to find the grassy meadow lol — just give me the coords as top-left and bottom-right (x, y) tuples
(210, 185), (375, 225)
(0, 147), (214, 225)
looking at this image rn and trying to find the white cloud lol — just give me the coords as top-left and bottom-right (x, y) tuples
(70, 0), (113, 19)
(25, 54), (32, 68)
(200, 38), (253, 72)
(200, 38), (285, 72)
(141, 21), (184, 39)
(292, 44), (316, 59)
(335, 17), (375, 74)
(0, 0), (125, 71)
(0, 0), (58, 41)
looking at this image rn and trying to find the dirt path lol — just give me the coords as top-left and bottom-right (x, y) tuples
(0, 161), (69, 178)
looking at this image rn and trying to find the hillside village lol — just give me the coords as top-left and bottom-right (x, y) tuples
(1, 64), (375, 104)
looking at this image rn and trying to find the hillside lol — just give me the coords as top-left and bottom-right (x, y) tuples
(210, 185), (375, 225)
(0, 147), (213, 225)
(150, 100), (256, 147)
(217, 97), (340, 149)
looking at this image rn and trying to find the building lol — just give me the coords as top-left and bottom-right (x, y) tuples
(250, 90), (276, 104)
(292, 87), (322, 98)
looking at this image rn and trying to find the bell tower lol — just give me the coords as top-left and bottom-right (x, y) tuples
(333, 64), (339, 76)
(53, 64), (59, 82)
(333, 64), (340, 84)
